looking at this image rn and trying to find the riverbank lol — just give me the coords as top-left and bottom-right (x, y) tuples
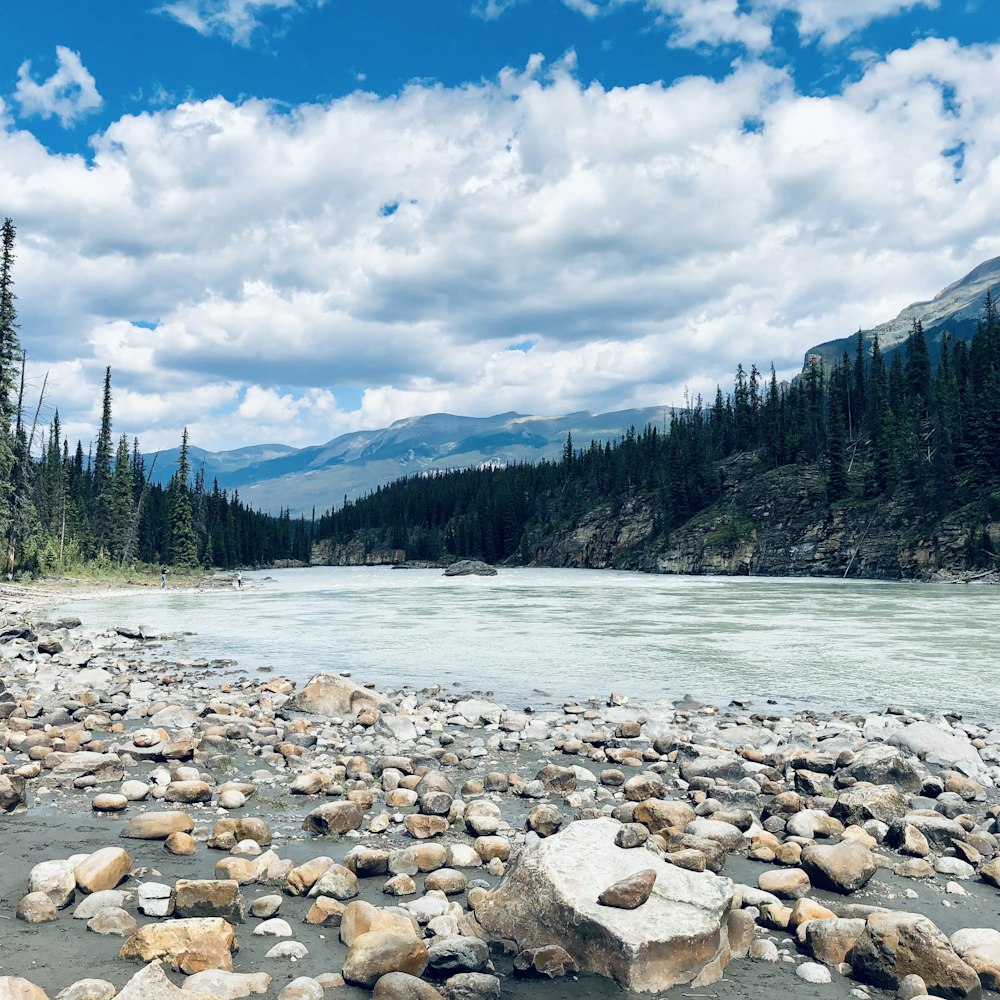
(2, 582), (1000, 999)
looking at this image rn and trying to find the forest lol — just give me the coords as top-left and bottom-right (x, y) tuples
(315, 294), (1000, 569)
(0, 218), (310, 577)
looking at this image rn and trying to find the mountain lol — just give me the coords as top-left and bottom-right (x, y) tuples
(804, 255), (1000, 368)
(150, 406), (674, 516)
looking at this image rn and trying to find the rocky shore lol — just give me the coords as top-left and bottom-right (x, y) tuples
(2, 583), (1000, 1000)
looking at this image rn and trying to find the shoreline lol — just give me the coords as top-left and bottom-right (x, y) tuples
(2, 579), (1000, 999)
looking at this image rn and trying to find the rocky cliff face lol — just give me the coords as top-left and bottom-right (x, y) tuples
(527, 455), (998, 581)
(311, 539), (404, 566)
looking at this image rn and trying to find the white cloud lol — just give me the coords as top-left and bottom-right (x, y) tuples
(471, 0), (526, 20)
(14, 46), (103, 127)
(567, 0), (939, 49)
(4, 40), (1000, 454)
(157, 0), (323, 46)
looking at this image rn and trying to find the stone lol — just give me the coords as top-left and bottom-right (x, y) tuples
(276, 979), (324, 1000)
(208, 818), (272, 848)
(29, 859), (77, 908)
(426, 936), (490, 975)
(513, 946), (580, 979)
(0, 978), (49, 1000)
(16, 892), (59, 923)
(342, 931), (430, 988)
(305, 897), (347, 925)
(404, 815), (448, 839)
(840, 744), (922, 792)
(166, 832), (198, 856)
(805, 918), (867, 966)
(75, 847), (132, 894)
(174, 879), (245, 922)
(290, 672), (387, 717)
(796, 962), (832, 984)
(121, 811), (195, 840)
(464, 802), (502, 837)
(372, 972), (443, 999)
(92, 793), (128, 812)
(749, 939), (779, 962)
(848, 910), (981, 998)
(950, 928), (1000, 991)
(597, 868), (657, 909)
(897, 973), (930, 1000)
(86, 907), (138, 937)
(440, 973), (500, 1000)
(253, 918), (293, 937)
(757, 869), (810, 900)
(633, 799), (695, 835)
(54, 980), (116, 1000)
(887, 721), (984, 776)
(138, 882), (175, 917)
(265, 942), (309, 960)
(831, 786), (910, 826)
(114, 960), (224, 1000)
(181, 970), (271, 997)
(474, 817), (733, 993)
(286, 857), (334, 895)
(799, 841), (877, 894)
(310, 863), (359, 901)
(119, 916), (239, 973)
(424, 869), (467, 895)
(302, 801), (365, 835)
(0, 775), (27, 813)
(250, 894), (282, 918)
(73, 890), (130, 919)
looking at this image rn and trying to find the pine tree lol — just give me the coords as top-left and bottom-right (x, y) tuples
(167, 428), (198, 567)
(92, 367), (115, 556)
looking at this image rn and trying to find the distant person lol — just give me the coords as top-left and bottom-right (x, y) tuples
(160, 568), (168, 589)
(236, 571), (243, 589)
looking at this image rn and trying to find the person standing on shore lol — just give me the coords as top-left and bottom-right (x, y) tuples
(236, 571), (243, 589)
(161, 568), (167, 589)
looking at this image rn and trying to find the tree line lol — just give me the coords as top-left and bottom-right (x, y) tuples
(0, 218), (308, 577)
(316, 295), (1000, 567)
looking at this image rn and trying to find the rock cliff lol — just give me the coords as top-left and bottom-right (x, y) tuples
(526, 454), (999, 581)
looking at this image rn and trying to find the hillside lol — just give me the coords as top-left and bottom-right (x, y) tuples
(805, 256), (1000, 368)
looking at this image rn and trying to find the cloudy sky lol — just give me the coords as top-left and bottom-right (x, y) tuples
(2, 1), (998, 453)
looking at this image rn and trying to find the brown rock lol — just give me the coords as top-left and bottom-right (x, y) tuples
(114, 959), (226, 1000)
(174, 879), (245, 922)
(371, 972), (443, 999)
(302, 802), (365, 836)
(849, 910), (981, 998)
(342, 931), (430, 988)
(806, 918), (868, 966)
(119, 916), (239, 973)
(290, 673), (388, 718)
(75, 847), (132, 894)
(207, 817), (272, 848)
(120, 811), (194, 840)
(0, 977), (48, 1000)
(16, 892), (58, 924)
(757, 869), (811, 900)
(513, 945), (580, 979)
(597, 869), (657, 909)
(800, 841), (877, 894)
(305, 896), (347, 926)
(403, 815), (448, 840)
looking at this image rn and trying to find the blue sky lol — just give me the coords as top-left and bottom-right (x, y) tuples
(1, 1), (998, 452)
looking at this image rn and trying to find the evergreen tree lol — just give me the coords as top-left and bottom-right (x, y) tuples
(167, 428), (199, 567)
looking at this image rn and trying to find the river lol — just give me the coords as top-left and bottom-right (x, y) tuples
(54, 567), (999, 721)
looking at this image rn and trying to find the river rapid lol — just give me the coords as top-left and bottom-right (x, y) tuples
(53, 567), (999, 722)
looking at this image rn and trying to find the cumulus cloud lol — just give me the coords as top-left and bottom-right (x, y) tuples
(14, 46), (103, 127)
(157, 0), (323, 46)
(5, 40), (1000, 453)
(555, 0), (939, 49)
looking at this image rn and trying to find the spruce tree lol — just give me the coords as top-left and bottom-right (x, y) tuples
(167, 428), (199, 567)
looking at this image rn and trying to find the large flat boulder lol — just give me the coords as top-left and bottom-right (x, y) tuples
(289, 674), (387, 718)
(473, 817), (734, 993)
(886, 722), (984, 777)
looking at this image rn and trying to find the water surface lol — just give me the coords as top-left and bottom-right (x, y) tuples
(55, 567), (999, 721)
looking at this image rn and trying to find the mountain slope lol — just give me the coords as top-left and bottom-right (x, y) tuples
(150, 406), (673, 516)
(805, 255), (1000, 368)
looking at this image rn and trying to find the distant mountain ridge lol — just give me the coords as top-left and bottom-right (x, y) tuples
(150, 406), (674, 516)
(805, 255), (1000, 368)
